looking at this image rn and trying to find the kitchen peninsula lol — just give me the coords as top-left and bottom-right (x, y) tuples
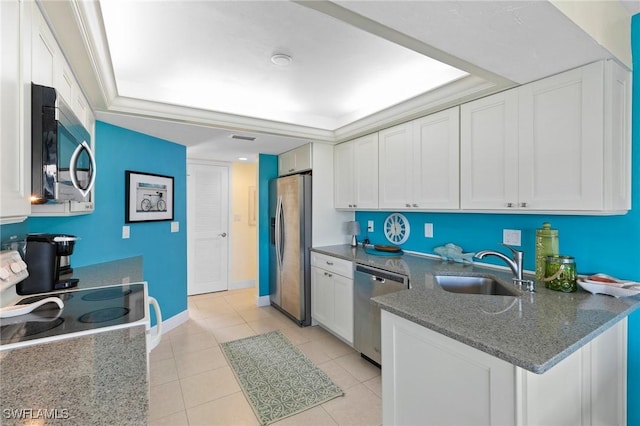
(0, 257), (149, 426)
(312, 245), (640, 425)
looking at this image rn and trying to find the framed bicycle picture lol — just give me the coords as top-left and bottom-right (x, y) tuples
(125, 170), (174, 223)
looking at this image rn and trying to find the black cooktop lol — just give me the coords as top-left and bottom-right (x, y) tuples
(0, 283), (146, 347)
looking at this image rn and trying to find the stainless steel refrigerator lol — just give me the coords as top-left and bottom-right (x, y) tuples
(269, 174), (312, 326)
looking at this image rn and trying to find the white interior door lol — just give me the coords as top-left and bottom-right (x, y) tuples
(187, 161), (229, 295)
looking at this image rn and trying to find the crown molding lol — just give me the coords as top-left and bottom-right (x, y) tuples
(333, 74), (510, 142)
(105, 96), (336, 142)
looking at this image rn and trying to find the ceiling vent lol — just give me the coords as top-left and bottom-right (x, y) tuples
(230, 135), (257, 141)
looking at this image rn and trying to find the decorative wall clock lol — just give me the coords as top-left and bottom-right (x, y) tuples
(383, 213), (410, 245)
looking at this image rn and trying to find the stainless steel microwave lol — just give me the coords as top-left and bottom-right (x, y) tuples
(31, 83), (96, 208)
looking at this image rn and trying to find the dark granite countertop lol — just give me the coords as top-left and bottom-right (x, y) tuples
(73, 256), (144, 289)
(0, 326), (148, 425)
(0, 257), (148, 425)
(312, 245), (640, 374)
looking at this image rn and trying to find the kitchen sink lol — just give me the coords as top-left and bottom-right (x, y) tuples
(434, 275), (521, 296)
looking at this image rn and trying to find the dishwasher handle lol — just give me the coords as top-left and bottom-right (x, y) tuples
(355, 264), (408, 286)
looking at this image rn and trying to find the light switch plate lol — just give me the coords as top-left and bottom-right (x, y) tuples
(503, 229), (521, 246)
(171, 221), (179, 233)
(122, 226), (130, 239)
(424, 223), (434, 238)
(367, 220), (374, 232)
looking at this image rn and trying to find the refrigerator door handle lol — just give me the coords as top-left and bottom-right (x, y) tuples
(275, 196), (281, 270)
(278, 196), (285, 268)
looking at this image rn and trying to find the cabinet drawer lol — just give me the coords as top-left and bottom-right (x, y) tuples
(311, 252), (353, 279)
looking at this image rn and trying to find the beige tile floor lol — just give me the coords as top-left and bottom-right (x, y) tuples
(149, 287), (382, 426)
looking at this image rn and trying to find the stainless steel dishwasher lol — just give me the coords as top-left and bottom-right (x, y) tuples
(354, 264), (409, 366)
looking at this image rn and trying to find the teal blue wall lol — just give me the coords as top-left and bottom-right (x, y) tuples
(258, 154), (277, 297)
(12, 121), (188, 322)
(357, 14), (640, 421)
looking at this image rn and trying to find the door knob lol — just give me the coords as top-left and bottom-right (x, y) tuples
(219, 232), (227, 237)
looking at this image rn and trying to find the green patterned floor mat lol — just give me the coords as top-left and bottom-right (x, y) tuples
(220, 330), (344, 425)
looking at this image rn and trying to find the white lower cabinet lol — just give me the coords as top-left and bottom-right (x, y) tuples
(381, 310), (627, 426)
(310, 253), (353, 344)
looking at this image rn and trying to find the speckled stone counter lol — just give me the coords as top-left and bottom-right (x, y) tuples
(312, 245), (640, 374)
(0, 256), (148, 425)
(0, 326), (148, 425)
(73, 256), (144, 289)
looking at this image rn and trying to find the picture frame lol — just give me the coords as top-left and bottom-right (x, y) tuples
(125, 170), (174, 223)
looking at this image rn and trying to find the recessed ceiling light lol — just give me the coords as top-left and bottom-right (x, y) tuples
(238, 157), (248, 161)
(271, 53), (292, 66)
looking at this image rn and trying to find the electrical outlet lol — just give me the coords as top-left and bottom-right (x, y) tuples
(367, 220), (374, 232)
(424, 223), (434, 238)
(122, 226), (130, 239)
(503, 229), (521, 246)
(171, 221), (180, 233)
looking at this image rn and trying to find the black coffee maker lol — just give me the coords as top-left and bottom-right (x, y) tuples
(17, 234), (80, 295)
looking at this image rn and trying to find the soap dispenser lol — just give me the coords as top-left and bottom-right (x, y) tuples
(535, 222), (559, 280)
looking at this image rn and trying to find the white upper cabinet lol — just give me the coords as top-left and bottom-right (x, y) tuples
(378, 122), (413, 209)
(461, 60), (630, 213)
(0, 0), (31, 224)
(460, 90), (519, 210)
(31, 4), (94, 133)
(412, 108), (460, 209)
(379, 106), (460, 210)
(278, 143), (312, 176)
(334, 133), (378, 210)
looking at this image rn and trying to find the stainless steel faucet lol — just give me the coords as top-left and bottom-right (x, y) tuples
(475, 245), (534, 291)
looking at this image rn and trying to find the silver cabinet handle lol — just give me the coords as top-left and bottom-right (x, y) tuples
(506, 202), (514, 208)
(353, 204), (357, 208)
(326, 261), (334, 266)
(348, 204), (353, 208)
(405, 203), (411, 208)
(218, 232), (227, 237)
(412, 203), (418, 208)
(520, 202), (528, 208)
(324, 272), (333, 278)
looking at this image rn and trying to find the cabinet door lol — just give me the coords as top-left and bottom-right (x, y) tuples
(378, 122), (413, 209)
(413, 107), (460, 209)
(0, 0), (31, 223)
(311, 266), (334, 328)
(332, 274), (354, 344)
(334, 141), (355, 209)
(460, 90), (519, 210)
(278, 150), (295, 176)
(293, 143), (312, 173)
(519, 319), (627, 426)
(382, 310), (515, 426)
(604, 60), (631, 212)
(31, 6), (56, 87)
(353, 133), (378, 209)
(518, 61), (604, 210)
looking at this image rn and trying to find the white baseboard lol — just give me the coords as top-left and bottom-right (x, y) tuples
(150, 309), (189, 336)
(229, 279), (255, 290)
(256, 295), (270, 307)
